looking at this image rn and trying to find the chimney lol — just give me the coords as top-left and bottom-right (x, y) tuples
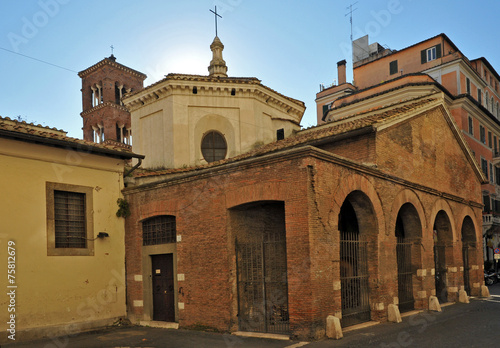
(337, 60), (347, 85)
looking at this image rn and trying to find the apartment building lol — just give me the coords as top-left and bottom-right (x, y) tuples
(317, 33), (500, 263)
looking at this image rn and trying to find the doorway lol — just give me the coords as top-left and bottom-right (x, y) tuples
(151, 254), (175, 322)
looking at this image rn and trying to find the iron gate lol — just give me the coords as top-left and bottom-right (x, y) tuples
(236, 236), (289, 334)
(434, 245), (448, 302)
(462, 245), (471, 295)
(396, 239), (414, 312)
(340, 230), (370, 327)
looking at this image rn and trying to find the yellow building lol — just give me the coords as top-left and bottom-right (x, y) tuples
(0, 117), (143, 343)
(123, 37), (306, 169)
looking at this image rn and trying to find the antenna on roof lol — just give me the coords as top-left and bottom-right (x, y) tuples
(345, 2), (358, 42)
(110, 45), (114, 55)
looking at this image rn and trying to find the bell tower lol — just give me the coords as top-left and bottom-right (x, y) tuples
(78, 55), (146, 145)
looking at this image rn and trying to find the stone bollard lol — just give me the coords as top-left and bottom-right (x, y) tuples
(428, 295), (442, 312)
(480, 285), (490, 298)
(387, 304), (402, 323)
(326, 315), (343, 340)
(458, 289), (469, 303)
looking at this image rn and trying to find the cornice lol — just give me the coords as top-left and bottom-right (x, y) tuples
(123, 78), (305, 119)
(123, 144), (481, 209)
(80, 101), (130, 117)
(78, 58), (147, 80)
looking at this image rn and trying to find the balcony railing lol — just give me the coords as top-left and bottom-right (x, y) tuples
(493, 151), (500, 165)
(483, 212), (500, 226)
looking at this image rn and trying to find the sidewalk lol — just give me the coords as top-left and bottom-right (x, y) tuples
(3, 286), (500, 348)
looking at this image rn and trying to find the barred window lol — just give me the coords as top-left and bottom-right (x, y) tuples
(54, 190), (86, 248)
(46, 182), (94, 256)
(143, 216), (176, 246)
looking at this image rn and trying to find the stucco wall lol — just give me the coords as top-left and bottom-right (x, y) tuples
(0, 139), (128, 342)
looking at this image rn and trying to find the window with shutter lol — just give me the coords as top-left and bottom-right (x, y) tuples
(389, 60), (398, 75)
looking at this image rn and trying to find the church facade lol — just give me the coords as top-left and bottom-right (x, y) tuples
(120, 38), (486, 338)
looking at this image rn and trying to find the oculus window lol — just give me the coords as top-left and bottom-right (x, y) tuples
(201, 131), (227, 163)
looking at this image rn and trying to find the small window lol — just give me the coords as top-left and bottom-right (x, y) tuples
(427, 47), (436, 62)
(466, 78), (471, 94)
(231, 88), (236, 96)
(193, 87), (198, 94)
(486, 92), (489, 109)
(496, 167), (500, 184)
(201, 131), (227, 163)
(421, 44), (441, 64)
(468, 116), (473, 135)
(480, 125), (486, 144)
(142, 215), (176, 246)
(389, 60), (398, 75)
(488, 131), (492, 148)
(46, 182), (94, 256)
(277, 128), (285, 141)
(491, 163), (494, 183)
(483, 194), (491, 212)
(494, 135), (498, 154)
(482, 158), (489, 179)
(478, 89), (482, 105)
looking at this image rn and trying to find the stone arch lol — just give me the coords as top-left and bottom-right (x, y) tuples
(430, 200), (455, 303)
(225, 182), (284, 209)
(390, 189), (427, 237)
(456, 206), (479, 296)
(229, 200), (289, 334)
(391, 191), (425, 312)
(330, 174), (385, 235)
(428, 199), (456, 242)
(337, 186), (380, 327)
(456, 206), (480, 244)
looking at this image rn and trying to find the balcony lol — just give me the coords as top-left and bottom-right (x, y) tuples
(493, 151), (500, 165)
(483, 212), (500, 230)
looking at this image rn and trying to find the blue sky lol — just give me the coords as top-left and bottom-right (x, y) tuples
(1, 0), (500, 138)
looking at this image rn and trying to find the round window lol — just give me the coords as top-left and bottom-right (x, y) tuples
(201, 131), (227, 163)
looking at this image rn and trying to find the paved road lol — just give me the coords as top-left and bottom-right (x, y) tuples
(5, 284), (500, 348)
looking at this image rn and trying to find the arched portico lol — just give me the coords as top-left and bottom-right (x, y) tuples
(338, 190), (379, 327)
(461, 216), (477, 295)
(433, 210), (453, 303)
(394, 202), (423, 312)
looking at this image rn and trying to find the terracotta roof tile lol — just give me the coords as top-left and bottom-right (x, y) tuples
(135, 97), (436, 178)
(0, 116), (141, 158)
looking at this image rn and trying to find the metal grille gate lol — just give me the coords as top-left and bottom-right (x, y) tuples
(396, 237), (414, 312)
(462, 245), (471, 295)
(434, 245), (448, 303)
(340, 230), (370, 327)
(236, 233), (289, 334)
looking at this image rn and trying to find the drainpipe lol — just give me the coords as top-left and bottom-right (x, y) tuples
(124, 158), (142, 178)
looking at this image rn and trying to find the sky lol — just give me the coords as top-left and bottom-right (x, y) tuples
(1, 0), (500, 138)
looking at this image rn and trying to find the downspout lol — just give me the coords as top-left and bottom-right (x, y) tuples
(124, 158), (142, 178)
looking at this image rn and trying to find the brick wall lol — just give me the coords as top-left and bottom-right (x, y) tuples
(123, 103), (484, 339)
